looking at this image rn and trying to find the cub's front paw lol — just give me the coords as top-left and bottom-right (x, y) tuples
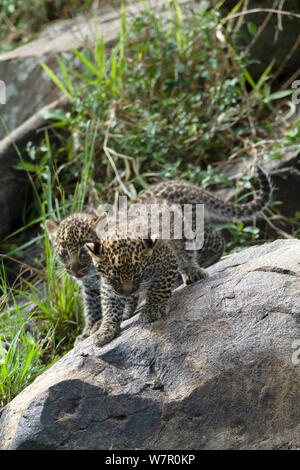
(93, 325), (120, 347)
(122, 306), (137, 320)
(74, 329), (91, 346)
(122, 297), (138, 320)
(139, 303), (169, 324)
(182, 267), (208, 285)
(90, 319), (103, 334)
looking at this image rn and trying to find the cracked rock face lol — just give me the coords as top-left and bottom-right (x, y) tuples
(0, 239), (300, 450)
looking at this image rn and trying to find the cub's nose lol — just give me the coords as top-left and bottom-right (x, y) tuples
(70, 262), (83, 278)
(120, 280), (134, 296)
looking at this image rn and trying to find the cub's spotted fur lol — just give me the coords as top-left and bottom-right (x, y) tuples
(86, 234), (178, 346)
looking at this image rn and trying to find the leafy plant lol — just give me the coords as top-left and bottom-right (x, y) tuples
(38, 1), (297, 199)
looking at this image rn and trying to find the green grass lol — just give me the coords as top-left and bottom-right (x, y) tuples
(0, 226), (84, 407)
(0, 193), (87, 403)
(0, 262), (51, 408)
(1, 0), (300, 407)
(0, 122), (95, 407)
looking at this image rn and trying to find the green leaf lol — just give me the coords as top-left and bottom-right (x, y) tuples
(243, 226), (260, 235)
(254, 59), (275, 95)
(40, 109), (67, 121)
(188, 123), (197, 135)
(226, 0), (242, 17)
(98, 33), (105, 73)
(230, 44), (256, 89)
(247, 22), (257, 36)
(111, 55), (117, 81)
(241, 65), (256, 89)
(263, 89), (294, 102)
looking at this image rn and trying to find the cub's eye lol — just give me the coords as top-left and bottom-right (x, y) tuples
(95, 263), (104, 272)
(60, 249), (69, 258)
(108, 269), (120, 279)
(80, 247), (88, 256)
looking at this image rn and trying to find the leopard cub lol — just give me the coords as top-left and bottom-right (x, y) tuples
(86, 234), (178, 347)
(45, 213), (102, 344)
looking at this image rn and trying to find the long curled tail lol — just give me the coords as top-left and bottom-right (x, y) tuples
(133, 165), (272, 223)
(204, 166), (272, 222)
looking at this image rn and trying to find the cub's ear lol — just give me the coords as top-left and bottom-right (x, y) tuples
(91, 214), (106, 229)
(45, 220), (59, 241)
(141, 235), (159, 253)
(85, 240), (102, 257)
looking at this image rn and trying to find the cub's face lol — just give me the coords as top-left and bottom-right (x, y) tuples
(45, 214), (100, 279)
(86, 236), (158, 297)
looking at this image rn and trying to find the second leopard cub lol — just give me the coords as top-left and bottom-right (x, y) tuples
(45, 213), (102, 344)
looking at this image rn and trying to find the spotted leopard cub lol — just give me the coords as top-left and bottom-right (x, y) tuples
(86, 234), (178, 347)
(45, 213), (102, 344)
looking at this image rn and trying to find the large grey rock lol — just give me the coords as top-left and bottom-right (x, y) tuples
(0, 239), (299, 450)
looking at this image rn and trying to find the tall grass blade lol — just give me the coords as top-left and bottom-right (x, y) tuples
(55, 54), (74, 95)
(71, 48), (101, 78)
(40, 61), (72, 99)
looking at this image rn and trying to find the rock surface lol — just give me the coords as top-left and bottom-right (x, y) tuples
(0, 239), (299, 450)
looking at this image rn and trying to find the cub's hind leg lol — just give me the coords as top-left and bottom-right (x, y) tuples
(74, 274), (102, 345)
(174, 240), (208, 285)
(197, 227), (226, 268)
